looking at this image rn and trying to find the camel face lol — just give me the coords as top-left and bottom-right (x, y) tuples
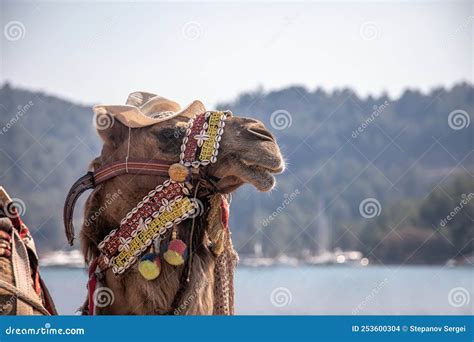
(97, 113), (285, 193)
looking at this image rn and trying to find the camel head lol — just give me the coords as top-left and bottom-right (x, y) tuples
(76, 93), (285, 314)
(80, 94), (285, 260)
(94, 98), (285, 195)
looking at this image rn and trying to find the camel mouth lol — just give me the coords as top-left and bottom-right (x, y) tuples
(247, 165), (278, 192)
(237, 157), (285, 192)
(214, 163), (279, 193)
(242, 158), (286, 174)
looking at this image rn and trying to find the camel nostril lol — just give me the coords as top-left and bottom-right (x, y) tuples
(248, 127), (275, 142)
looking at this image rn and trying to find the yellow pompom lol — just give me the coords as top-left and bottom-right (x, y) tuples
(138, 258), (161, 280)
(163, 250), (185, 266)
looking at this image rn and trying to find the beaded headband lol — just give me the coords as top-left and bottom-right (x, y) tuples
(97, 111), (230, 275)
(180, 110), (227, 167)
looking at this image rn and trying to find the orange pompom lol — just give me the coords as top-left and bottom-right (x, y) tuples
(168, 163), (191, 182)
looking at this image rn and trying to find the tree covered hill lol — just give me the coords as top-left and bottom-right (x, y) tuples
(0, 82), (472, 263)
(218, 83), (473, 263)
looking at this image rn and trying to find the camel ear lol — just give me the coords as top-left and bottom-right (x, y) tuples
(87, 157), (102, 172)
(93, 110), (128, 148)
(178, 100), (206, 119)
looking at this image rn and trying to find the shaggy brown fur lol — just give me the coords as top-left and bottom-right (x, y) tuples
(81, 108), (284, 315)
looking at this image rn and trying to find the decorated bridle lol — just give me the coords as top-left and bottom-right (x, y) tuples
(64, 110), (230, 280)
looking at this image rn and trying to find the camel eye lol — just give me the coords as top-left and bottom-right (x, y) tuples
(155, 128), (182, 143)
(153, 127), (184, 154)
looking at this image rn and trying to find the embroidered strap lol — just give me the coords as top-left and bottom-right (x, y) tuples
(64, 159), (172, 245)
(180, 111), (227, 167)
(98, 180), (196, 274)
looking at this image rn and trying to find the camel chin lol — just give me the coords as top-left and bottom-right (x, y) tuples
(216, 167), (278, 193)
(248, 167), (277, 192)
(216, 176), (244, 193)
(237, 159), (284, 192)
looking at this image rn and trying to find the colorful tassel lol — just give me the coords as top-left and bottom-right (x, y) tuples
(138, 243), (161, 281)
(163, 228), (187, 266)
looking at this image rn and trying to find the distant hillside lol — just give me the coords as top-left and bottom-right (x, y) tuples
(218, 83), (473, 262)
(0, 82), (472, 263)
(0, 83), (99, 251)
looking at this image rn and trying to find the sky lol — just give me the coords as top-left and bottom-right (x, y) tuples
(0, 0), (472, 108)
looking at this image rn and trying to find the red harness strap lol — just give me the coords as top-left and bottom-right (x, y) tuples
(87, 258), (99, 315)
(64, 158), (173, 246)
(93, 159), (171, 184)
(220, 195), (229, 229)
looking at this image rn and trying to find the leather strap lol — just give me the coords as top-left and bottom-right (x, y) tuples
(64, 159), (172, 246)
(0, 279), (50, 316)
(94, 159), (171, 184)
(64, 172), (95, 245)
(11, 229), (34, 315)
